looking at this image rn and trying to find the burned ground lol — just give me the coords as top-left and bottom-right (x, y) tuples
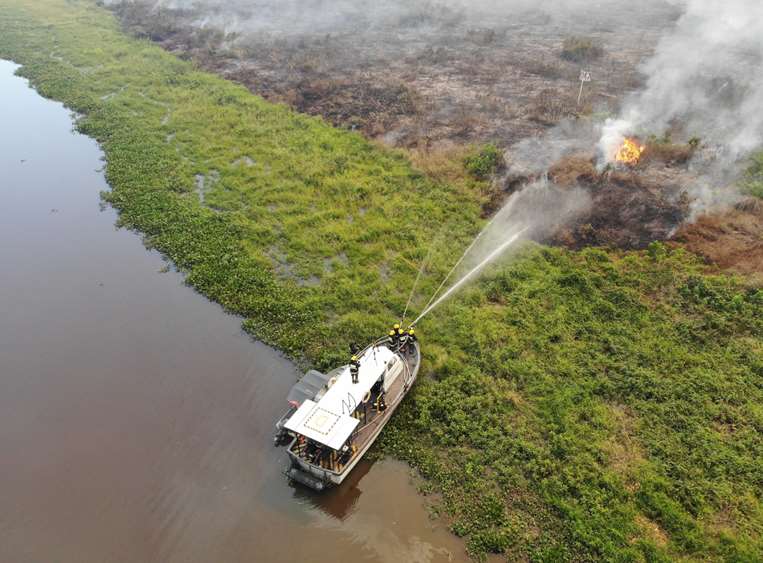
(492, 137), (763, 280)
(106, 0), (675, 148)
(104, 0), (761, 279)
(546, 155), (691, 250)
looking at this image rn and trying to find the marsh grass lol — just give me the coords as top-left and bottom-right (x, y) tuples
(560, 36), (605, 63)
(1, 2), (761, 560)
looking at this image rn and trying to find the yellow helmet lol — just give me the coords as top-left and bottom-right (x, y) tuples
(389, 330), (395, 336)
(408, 328), (415, 335)
(393, 323), (400, 330)
(351, 355), (358, 361)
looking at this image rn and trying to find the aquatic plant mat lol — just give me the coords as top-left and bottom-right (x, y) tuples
(1, 1), (760, 560)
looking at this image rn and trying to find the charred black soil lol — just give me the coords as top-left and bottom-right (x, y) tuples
(107, 0), (677, 149)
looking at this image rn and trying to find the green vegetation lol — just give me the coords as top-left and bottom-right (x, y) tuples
(464, 144), (504, 180)
(560, 36), (604, 63)
(745, 153), (763, 199)
(383, 245), (762, 560)
(0, 0), (484, 370)
(1, 1), (761, 560)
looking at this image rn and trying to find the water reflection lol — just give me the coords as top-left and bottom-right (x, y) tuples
(294, 459), (372, 520)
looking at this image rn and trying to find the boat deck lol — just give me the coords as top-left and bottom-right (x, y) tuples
(288, 343), (417, 475)
(352, 368), (404, 449)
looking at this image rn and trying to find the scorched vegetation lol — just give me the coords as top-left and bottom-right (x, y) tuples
(104, 0), (676, 149)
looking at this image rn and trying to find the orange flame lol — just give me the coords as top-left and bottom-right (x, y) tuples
(614, 138), (645, 166)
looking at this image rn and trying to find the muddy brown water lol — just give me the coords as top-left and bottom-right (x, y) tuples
(0, 60), (469, 563)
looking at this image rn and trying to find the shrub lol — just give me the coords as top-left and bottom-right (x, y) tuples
(643, 138), (696, 165)
(464, 144), (504, 179)
(744, 151), (763, 198)
(561, 36), (604, 62)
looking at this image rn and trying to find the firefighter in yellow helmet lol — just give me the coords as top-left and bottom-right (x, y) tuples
(400, 326), (417, 353)
(388, 324), (402, 350)
(407, 327), (417, 347)
(395, 325), (406, 351)
(387, 329), (397, 350)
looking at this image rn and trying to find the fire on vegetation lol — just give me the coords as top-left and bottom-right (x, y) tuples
(614, 137), (645, 166)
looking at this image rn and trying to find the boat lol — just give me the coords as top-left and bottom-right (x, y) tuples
(273, 369), (331, 446)
(274, 331), (421, 491)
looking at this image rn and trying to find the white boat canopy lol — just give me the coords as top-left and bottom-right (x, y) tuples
(284, 344), (395, 450)
(284, 400), (359, 450)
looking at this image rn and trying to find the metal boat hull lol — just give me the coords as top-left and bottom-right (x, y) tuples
(286, 340), (420, 490)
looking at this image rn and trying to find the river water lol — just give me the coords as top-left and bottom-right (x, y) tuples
(0, 59), (468, 563)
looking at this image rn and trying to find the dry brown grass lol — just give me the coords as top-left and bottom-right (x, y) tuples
(604, 404), (646, 493)
(643, 141), (696, 165)
(407, 145), (474, 185)
(560, 36), (604, 62)
(633, 514), (670, 548)
(527, 89), (578, 126)
(671, 201), (763, 282)
(547, 154), (598, 186)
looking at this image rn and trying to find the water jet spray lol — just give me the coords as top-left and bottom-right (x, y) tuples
(411, 226), (528, 327)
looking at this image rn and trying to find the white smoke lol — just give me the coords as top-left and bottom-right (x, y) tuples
(107, 0), (676, 38)
(599, 0), (763, 164)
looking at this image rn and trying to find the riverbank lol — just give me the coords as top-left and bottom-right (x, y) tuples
(1, 1), (760, 560)
(0, 57), (471, 563)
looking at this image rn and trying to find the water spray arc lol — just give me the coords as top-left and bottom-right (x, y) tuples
(401, 240), (436, 326)
(417, 213), (500, 320)
(411, 226), (528, 327)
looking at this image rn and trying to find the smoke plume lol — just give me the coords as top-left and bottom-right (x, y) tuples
(599, 1), (763, 164)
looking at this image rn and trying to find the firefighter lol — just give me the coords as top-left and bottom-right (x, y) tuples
(350, 355), (361, 384)
(387, 329), (397, 350)
(402, 327), (417, 352)
(388, 324), (401, 350)
(376, 392), (387, 412)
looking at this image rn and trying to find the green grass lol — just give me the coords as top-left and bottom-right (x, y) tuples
(0, 0), (483, 369)
(383, 245), (762, 560)
(745, 153), (763, 199)
(1, 1), (761, 560)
